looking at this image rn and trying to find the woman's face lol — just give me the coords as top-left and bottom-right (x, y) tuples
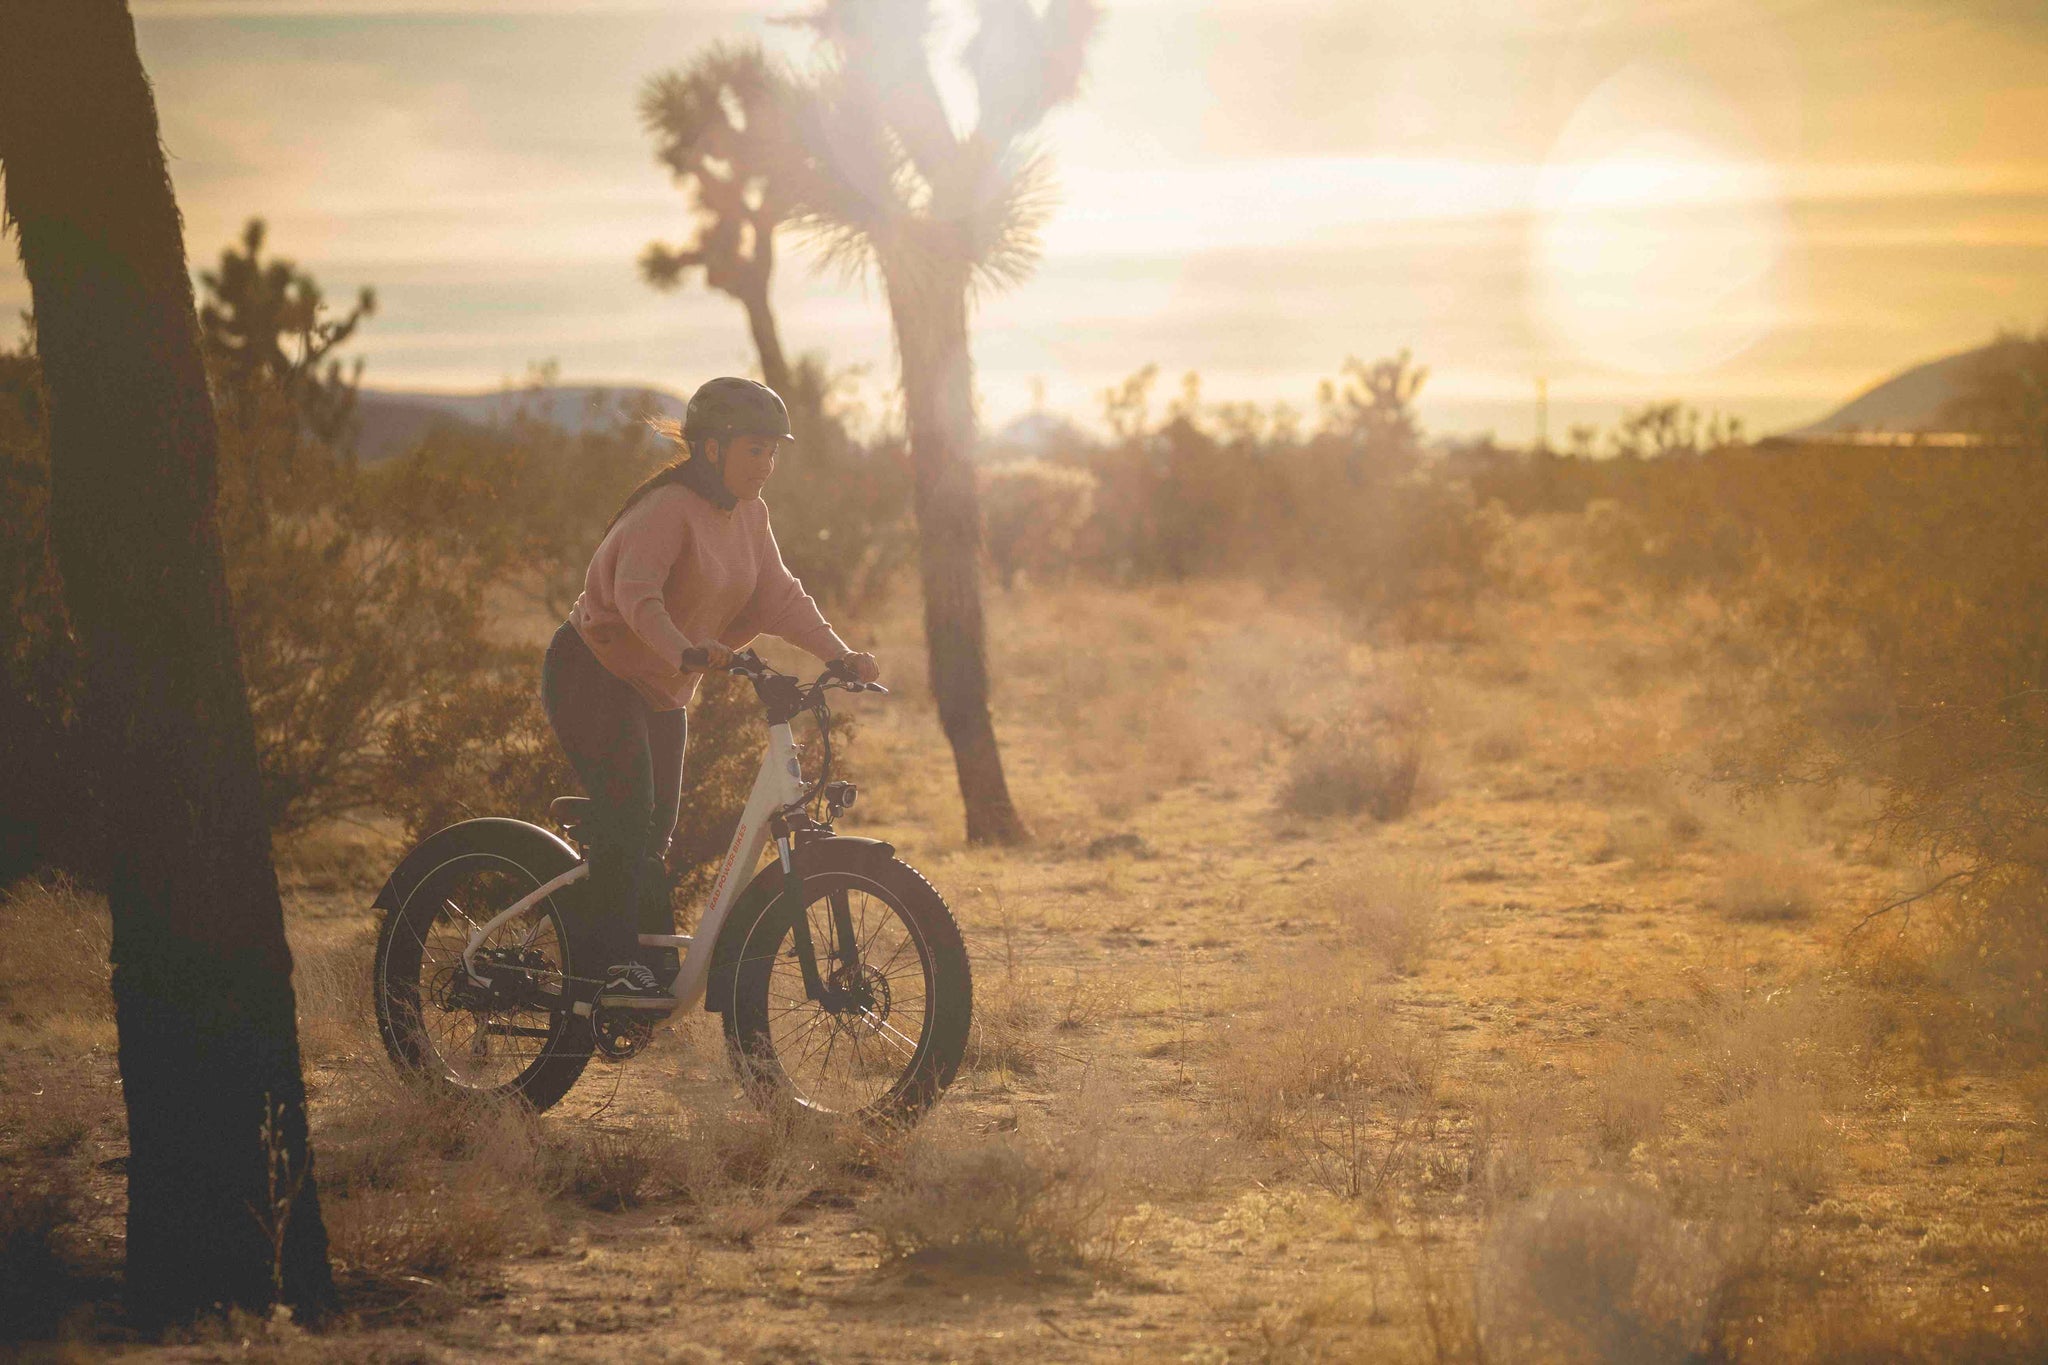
(713, 434), (780, 501)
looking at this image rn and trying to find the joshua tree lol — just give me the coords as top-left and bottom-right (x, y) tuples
(201, 217), (376, 444)
(781, 0), (1100, 844)
(200, 217), (375, 531)
(0, 0), (334, 1323)
(640, 42), (799, 396)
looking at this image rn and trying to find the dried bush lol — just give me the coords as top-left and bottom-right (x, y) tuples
(1715, 851), (1822, 924)
(981, 458), (1097, 589)
(1477, 1183), (1720, 1365)
(1586, 352), (2048, 1050)
(316, 1077), (554, 1281)
(1280, 715), (1427, 821)
(1213, 952), (1435, 1147)
(865, 1117), (1136, 1272)
(549, 1127), (661, 1213)
(1313, 855), (1445, 976)
(1067, 356), (1503, 636)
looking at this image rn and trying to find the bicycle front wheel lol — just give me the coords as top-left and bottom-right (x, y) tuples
(723, 846), (971, 1122)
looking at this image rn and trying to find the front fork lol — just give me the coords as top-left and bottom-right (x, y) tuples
(775, 829), (861, 1007)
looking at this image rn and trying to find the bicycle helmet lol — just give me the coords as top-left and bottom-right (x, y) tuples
(683, 376), (796, 445)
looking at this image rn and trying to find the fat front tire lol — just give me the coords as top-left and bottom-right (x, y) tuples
(723, 847), (971, 1122)
(373, 826), (593, 1114)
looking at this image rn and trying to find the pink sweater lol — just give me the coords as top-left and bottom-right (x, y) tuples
(570, 484), (848, 710)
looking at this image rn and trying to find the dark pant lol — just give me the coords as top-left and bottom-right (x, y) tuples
(539, 621), (687, 981)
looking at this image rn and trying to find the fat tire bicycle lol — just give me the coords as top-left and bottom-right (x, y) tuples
(370, 649), (972, 1122)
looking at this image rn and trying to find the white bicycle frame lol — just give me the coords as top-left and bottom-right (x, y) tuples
(457, 719), (807, 1013)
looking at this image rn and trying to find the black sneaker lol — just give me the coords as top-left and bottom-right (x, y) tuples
(598, 962), (676, 1013)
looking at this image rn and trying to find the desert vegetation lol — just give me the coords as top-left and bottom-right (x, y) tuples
(7, 322), (2048, 1360)
(4, 0), (2047, 1354)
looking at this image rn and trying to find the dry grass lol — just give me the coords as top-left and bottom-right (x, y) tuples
(1302, 854), (1446, 976)
(963, 891), (1054, 1080)
(1585, 1048), (1674, 1160)
(0, 875), (112, 1028)
(864, 1110), (1139, 1273)
(316, 1075), (556, 1282)
(1212, 945), (1441, 1164)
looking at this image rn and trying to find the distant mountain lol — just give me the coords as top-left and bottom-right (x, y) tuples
(353, 384), (686, 461)
(1786, 345), (1995, 440)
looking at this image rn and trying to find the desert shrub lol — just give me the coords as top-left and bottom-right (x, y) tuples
(317, 1077), (554, 1281)
(981, 458), (1097, 588)
(865, 1118), (1136, 1272)
(548, 1127), (660, 1213)
(1280, 714), (1427, 821)
(764, 354), (916, 611)
(0, 339), (90, 883)
(1068, 356), (1503, 637)
(1213, 950), (1435, 1146)
(379, 670), (578, 841)
(1476, 1183), (1720, 1365)
(1335, 859), (1449, 978)
(651, 1103), (873, 1246)
(1715, 851), (1822, 924)
(1585, 335), (2048, 1051)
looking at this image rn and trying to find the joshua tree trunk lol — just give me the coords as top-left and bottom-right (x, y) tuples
(736, 236), (791, 397)
(884, 259), (1026, 844)
(0, 0), (334, 1324)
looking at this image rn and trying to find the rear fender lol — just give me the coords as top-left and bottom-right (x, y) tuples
(372, 817), (584, 917)
(702, 835), (897, 1013)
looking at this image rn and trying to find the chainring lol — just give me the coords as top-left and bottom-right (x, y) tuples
(593, 1009), (655, 1061)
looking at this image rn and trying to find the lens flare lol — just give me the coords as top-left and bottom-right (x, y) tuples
(1533, 65), (1788, 378)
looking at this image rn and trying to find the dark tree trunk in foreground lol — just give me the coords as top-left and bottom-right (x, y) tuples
(0, 0), (334, 1324)
(885, 261), (1026, 845)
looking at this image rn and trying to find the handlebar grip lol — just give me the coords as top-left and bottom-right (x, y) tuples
(680, 646), (712, 671)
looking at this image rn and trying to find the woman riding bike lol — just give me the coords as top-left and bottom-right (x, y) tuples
(540, 376), (881, 1014)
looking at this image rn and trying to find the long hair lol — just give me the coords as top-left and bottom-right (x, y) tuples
(604, 417), (726, 532)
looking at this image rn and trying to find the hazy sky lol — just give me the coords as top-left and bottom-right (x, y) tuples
(3, 0), (2045, 439)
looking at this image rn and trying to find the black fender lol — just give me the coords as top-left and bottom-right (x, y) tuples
(703, 835), (896, 1013)
(372, 817), (584, 917)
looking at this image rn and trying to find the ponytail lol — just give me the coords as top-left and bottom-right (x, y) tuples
(603, 420), (731, 533)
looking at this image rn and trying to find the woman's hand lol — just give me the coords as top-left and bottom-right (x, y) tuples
(837, 651), (881, 684)
(680, 642), (737, 673)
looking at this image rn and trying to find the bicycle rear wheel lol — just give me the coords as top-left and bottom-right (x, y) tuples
(374, 834), (592, 1112)
(723, 845), (971, 1121)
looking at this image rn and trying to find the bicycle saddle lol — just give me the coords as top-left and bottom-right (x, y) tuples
(549, 796), (591, 828)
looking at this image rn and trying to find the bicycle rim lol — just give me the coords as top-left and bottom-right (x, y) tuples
(756, 873), (936, 1114)
(392, 856), (573, 1094)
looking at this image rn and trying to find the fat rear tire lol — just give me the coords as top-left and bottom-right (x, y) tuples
(373, 827), (593, 1114)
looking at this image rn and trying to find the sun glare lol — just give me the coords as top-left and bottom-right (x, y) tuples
(1533, 65), (1788, 378)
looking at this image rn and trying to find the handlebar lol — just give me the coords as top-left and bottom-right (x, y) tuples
(680, 646), (887, 696)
